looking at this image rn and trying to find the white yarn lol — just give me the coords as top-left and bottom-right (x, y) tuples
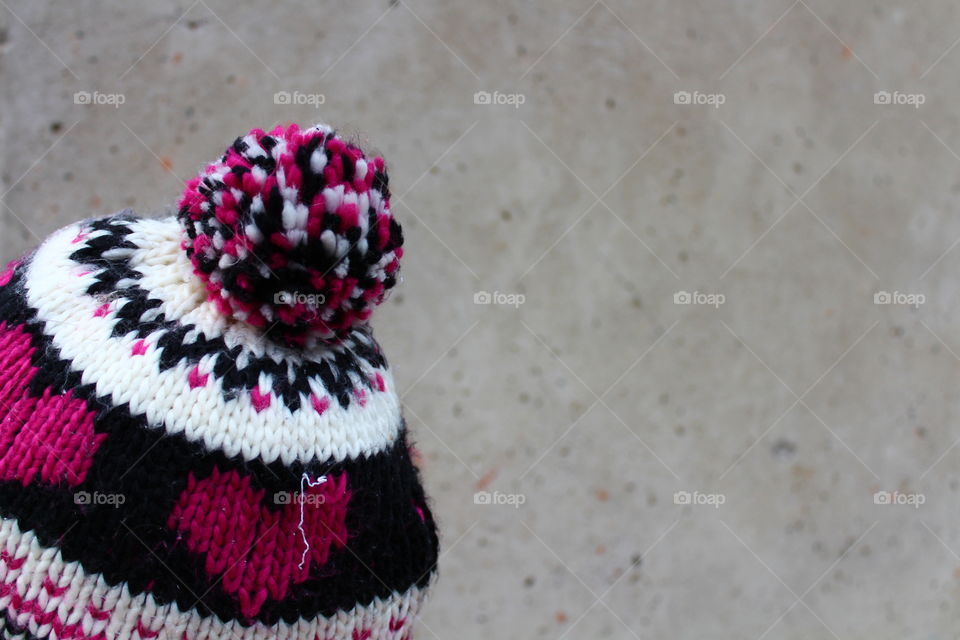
(24, 220), (403, 465)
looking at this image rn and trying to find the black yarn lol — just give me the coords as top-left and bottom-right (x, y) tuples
(66, 215), (386, 411)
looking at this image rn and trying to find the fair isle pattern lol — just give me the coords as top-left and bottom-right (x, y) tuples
(167, 469), (352, 618)
(0, 517), (426, 640)
(178, 123), (403, 346)
(0, 322), (105, 487)
(0, 125), (439, 639)
(72, 215), (390, 411)
(0, 249), (437, 628)
(25, 218), (402, 465)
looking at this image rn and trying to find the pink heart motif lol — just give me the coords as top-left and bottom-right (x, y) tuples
(0, 322), (105, 487)
(167, 467), (351, 617)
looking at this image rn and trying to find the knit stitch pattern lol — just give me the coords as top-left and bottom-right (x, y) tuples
(0, 124), (438, 640)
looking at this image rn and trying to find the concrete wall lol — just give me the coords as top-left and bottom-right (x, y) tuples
(2, 2), (960, 637)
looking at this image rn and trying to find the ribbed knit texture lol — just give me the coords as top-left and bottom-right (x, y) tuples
(0, 124), (438, 640)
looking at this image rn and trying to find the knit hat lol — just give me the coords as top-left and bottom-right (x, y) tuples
(0, 123), (438, 640)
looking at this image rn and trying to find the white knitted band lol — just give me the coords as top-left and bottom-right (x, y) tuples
(0, 517), (428, 640)
(23, 219), (403, 465)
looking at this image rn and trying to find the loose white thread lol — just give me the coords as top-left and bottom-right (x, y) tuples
(298, 473), (327, 570)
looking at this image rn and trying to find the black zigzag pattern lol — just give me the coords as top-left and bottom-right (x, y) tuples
(0, 263), (439, 627)
(67, 214), (386, 411)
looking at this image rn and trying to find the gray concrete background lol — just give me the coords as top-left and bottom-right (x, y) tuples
(2, 1), (960, 638)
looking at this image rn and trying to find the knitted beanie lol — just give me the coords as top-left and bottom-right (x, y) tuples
(0, 123), (438, 640)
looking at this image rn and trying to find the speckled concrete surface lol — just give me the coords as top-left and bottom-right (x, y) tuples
(4, 1), (960, 638)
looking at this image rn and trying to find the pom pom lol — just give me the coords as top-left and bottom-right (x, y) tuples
(177, 123), (403, 346)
